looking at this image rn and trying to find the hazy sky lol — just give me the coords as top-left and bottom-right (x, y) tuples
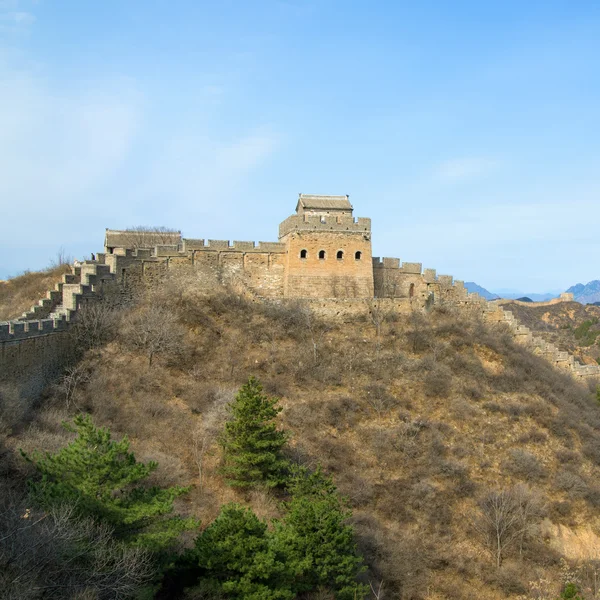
(1, 1), (599, 292)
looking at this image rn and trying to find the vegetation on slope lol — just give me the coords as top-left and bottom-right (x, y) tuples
(503, 301), (600, 364)
(0, 263), (71, 321)
(3, 267), (600, 598)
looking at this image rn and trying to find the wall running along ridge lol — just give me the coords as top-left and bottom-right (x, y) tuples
(2, 202), (598, 399)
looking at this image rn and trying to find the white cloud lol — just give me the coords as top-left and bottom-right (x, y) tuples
(434, 157), (499, 182)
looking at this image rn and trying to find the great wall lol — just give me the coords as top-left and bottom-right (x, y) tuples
(1, 194), (599, 395)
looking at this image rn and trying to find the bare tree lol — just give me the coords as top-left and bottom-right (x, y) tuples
(363, 384), (399, 420)
(49, 246), (73, 268)
(406, 310), (430, 353)
(365, 299), (385, 352)
(55, 363), (90, 410)
(191, 388), (233, 490)
(0, 490), (153, 599)
(474, 485), (544, 568)
(125, 305), (183, 367)
(120, 226), (181, 250)
(299, 304), (330, 365)
(369, 580), (385, 599)
(71, 302), (121, 352)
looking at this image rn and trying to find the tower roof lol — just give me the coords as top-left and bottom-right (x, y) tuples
(296, 194), (353, 213)
(104, 229), (182, 249)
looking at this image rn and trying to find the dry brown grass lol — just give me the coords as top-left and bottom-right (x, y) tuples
(0, 264), (70, 321)
(6, 275), (600, 598)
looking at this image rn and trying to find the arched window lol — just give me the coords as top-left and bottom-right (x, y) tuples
(336, 250), (344, 260)
(318, 250), (326, 260)
(355, 251), (362, 260)
(409, 283), (415, 298)
(300, 249), (308, 259)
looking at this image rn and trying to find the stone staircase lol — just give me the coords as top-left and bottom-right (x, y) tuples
(482, 302), (600, 380)
(1, 258), (116, 342)
(48, 260), (114, 322)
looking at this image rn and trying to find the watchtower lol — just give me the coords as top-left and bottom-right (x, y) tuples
(278, 194), (374, 298)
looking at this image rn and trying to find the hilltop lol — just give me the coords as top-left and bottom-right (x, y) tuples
(3, 267), (600, 599)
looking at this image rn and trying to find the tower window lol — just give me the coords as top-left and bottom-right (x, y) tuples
(300, 249), (308, 259)
(355, 251), (362, 260)
(318, 250), (326, 260)
(320, 216), (326, 223)
(336, 250), (344, 260)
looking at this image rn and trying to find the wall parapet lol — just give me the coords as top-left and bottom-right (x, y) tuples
(0, 316), (68, 342)
(182, 239), (287, 253)
(279, 214), (371, 239)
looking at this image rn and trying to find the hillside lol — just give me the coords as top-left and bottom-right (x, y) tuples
(567, 280), (600, 305)
(0, 264), (71, 321)
(501, 300), (600, 364)
(4, 268), (600, 598)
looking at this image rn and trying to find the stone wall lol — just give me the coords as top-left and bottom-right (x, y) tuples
(0, 330), (74, 399)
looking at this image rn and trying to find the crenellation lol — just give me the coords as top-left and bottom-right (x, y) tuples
(423, 269), (437, 282)
(437, 275), (454, 287)
(207, 239), (231, 249)
(383, 257), (400, 269)
(233, 241), (256, 251)
(399, 262), (422, 274)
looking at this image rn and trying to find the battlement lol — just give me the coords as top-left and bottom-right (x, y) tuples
(0, 316), (69, 341)
(279, 214), (371, 239)
(182, 239), (287, 253)
(372, 257), (423, 274)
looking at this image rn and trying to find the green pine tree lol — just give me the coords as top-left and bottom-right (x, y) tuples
(22, 413), (196, 551)
(274, 465), (368, 600)
(219, 377), (288, 488)
(194, 503), (294, 600)
(560, 582), (584, 599)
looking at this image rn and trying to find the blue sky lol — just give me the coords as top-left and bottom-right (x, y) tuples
(1, 1), (599, 292)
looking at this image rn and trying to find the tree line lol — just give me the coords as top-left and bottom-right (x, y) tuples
(4, 377), (367, 599)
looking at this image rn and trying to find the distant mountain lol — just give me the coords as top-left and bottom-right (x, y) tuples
(495, 290), (559, 302)
(464, 282), (499, 300)
(465, 283), (562, 302)
(566, 280), (600, 304)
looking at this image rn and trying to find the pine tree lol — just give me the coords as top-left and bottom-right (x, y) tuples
(194, 503), (294, 600)
(22, 413), (196, 551)
(219, 377), (288, 488)
(274, 465), (368, 600)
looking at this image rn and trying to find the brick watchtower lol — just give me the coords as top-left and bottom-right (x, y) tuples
(279, 194), (374, 298)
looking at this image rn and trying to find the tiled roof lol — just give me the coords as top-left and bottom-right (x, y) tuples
(296, 194), (353, 212)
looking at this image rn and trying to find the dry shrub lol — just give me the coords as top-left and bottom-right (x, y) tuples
(325, 396), (363, 428)
(517, 428), (548, 444)
(504, 449), (547, 481)
(423, 364), (452, 398)
(337, 473), (375, 508)
(494, 562), (528, 595)
(556, 448), (580, 464)
(143, 451), (189, 488)
(555, 469), (588, 497)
